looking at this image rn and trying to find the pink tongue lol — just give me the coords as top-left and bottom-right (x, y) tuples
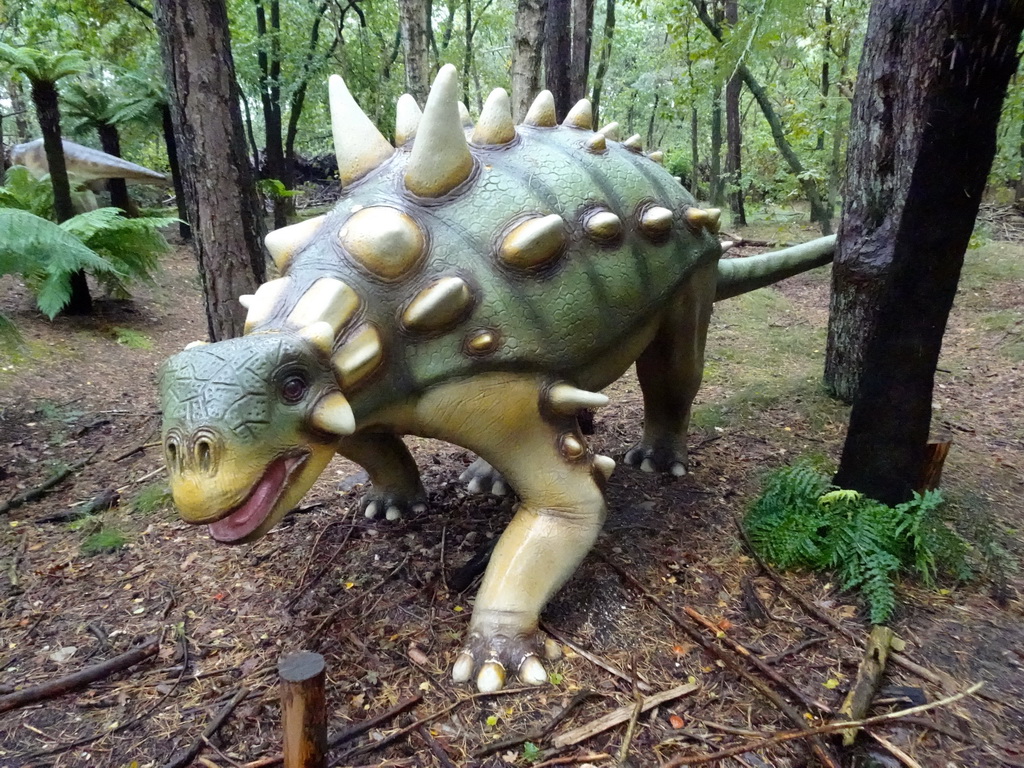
(208, 459), (288, 543)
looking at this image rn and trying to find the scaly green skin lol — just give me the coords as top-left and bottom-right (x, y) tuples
(160, 69), (836, 694)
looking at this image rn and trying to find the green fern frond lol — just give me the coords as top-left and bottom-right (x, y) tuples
(744, 461), (971, 624)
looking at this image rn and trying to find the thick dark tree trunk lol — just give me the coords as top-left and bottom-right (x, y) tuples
(31, 79), (92, 314)
(569, 0), (594, 102)
(831, 0), (1024, 504)
(155, 0), (267, 341)
(97, 123), (132, 216)
(7, 77), (32, 141)
(545, 0), (573, 117)
(724, 0), (745, 224)
(589, 0), (614, 125)
(161, 103), (190, 240)
(512, 0), (549, 121)
(398, 0), (431, 106)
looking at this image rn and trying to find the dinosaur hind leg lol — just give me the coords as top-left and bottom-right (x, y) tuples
(414, 373), (612, 692)
(624, 263), (717, 476)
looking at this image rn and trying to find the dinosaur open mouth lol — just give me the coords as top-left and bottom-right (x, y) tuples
(208, 454), (307, 543)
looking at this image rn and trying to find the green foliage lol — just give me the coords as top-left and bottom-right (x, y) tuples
(745, 462), (971, 623)
(112, 327), (153, 349)
(0, 167), (170, 318)
(81, 527), (127, 555)
(0, 43), (87, 85)
(522, 742), (542, 763)
(131, 483), (173, 514)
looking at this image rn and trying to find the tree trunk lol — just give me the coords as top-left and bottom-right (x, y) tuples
(646, 92), (659, 149)
(255, 0), (291, 230)
(155, 0), (267, 342)
(569, 0), (594, 103)
(816, 1), (832, 152)
(589, 0), (614, 125)
(398, 0), (431, 106)
(97, 123), (133, 216)
(1016, 90), (1024, 209)
(724, 0), (745, 224)
(161, 103), (190, 240)
(709, 88), (724, 206)
(545, 0), (573, 117)
(285, 2), (340, 176)
(7, 77), (32, 141)
(831, 0), (1024, 504)
(512, 0), (549, 121)
(31, 78), (92, 315)
(690, 105), (699, 197)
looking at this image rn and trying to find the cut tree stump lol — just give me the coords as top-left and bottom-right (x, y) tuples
(279, 651), (327, 768)
(917, 437), (952, 492)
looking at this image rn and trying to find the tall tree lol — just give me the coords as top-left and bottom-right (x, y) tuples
(829, 0), (1024, 504)
(0, 45), (92, 313)
(723, 0), (745, 224)
(589, 0), (614, 125)
(569, 0), (594, 102)
(398, 0), (431, 106)
(511, 0), (549, 120)
(545, 0), (573, 115)
(154, 0), (266, 341)
(253, 0), (291, 229)
(62, 79), (133, 215)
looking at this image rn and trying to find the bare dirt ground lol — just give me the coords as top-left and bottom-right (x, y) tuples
(1, 210), (1022, 768)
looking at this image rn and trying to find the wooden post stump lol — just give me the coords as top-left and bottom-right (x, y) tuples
(917, 436), (952, 492)
(279, 651), (327, 768)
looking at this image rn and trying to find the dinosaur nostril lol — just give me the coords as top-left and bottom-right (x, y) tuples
(195, 438), (214, 473)
(165, 438), (180, 472)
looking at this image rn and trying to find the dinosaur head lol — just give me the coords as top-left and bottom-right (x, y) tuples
(159, 331), (354, 544)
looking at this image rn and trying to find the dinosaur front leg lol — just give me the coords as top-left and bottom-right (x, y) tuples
(625, 263), (717, 476)
(337, 433), (427, 520)
(415, 374), (612, 692)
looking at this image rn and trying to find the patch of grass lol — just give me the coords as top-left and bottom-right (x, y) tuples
(944, 490), (1019, 601)
(112, 327), (154, 350)
(81, 527), (127, 555)
(979, 309), (1024, 361)
(959, 242), (1024, 293)
(691, 403), (728, 430)
(131, 483), (173, 514)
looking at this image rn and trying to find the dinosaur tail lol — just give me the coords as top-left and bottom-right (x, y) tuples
(715, 234), (837, 301)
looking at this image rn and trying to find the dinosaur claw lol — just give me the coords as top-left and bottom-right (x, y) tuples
(452, 652), (475, 683)
(544, 638), (563, 661)
(385, 505), (402, 521)
(412, 502), (428, 514)
(477, 661), (506, 692)
(624, 448), (643, 466)
(364, 501), (380, 519)
(491, 479), (509, 496)
(518, 655), (547, 685)
(640, 458), (656, 473)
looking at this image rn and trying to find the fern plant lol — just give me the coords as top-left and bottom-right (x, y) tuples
(744, 462), (970, 623)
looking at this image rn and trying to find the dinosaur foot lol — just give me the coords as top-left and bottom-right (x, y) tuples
(360, 491), (427, 521)
(623, 443), (688, 477)
(451, 627), (562, 692)
(459, 457), (511, 497)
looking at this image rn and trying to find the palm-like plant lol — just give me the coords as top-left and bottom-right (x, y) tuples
(0, 44), (92, 313)
(61, 78), (133, 214)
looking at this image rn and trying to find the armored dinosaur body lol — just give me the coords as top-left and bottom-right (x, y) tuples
(160, 65), (836, 693)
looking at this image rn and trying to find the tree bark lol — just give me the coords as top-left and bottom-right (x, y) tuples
(512, 0), (549, 121)
(398, 0), (431, 106)
(161, 103), (190, 240)
(97, 123), (132, 216)
(545, 0), (573, 117)
(589, 0), (614, 126)
(724, 0), (745, 224)
(7, 77), (32, 141)
(31, 78), (92, 314)
(709, 87), (724, 205)
(155, 0), (267, 341)
(569, 0), (594, 103)
(831, 0), (1024, 504)
(285, 2), (340, 176)
(254, 0), (292, 230)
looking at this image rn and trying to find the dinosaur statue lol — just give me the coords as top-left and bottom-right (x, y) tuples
(9, 138), (166, 211)
(159, 65), (836, 693)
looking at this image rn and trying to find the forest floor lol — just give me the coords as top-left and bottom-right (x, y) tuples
(0, 205), (1022, 768)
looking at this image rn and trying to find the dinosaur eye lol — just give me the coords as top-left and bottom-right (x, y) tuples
(281, 374), (309, 403)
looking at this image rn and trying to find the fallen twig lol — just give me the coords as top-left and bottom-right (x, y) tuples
(684, 605), (832, 714)
(551, 682), (698, 748)
(309, 555), (410, 642)
(616, 693), (645, 764)
(417, 725), (458, 768)
(534, 753), (611, 767)
(0, 636), (159, 713)
(867, 730), (924, 768)
(761, 635), (827, 665)
(542, 622), (653, 693)
(162, 685), (250, 768)
(661, 682), (984, 767)
(36, 487), (119, 524)
(598, 552), (841, 768)
(839, 625), (897, 744)
(0, 447), (102, 516)
(474, 690), (601, 758)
